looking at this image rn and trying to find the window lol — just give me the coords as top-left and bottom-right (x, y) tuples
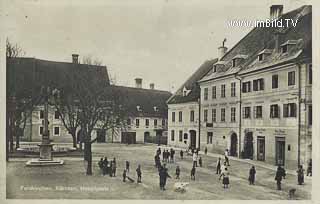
(283, 103), (297, 117)
(272, 75), (278, 89)
(288, 71), (295, 86)
(254, 106), (263, 118)
(253, 78), (264, 91)
(39, 110), (44, 119)
(213, 65), (217, 73)
(178, 111), (183, 122)
(162, 119), (166, 127)
(308, 105), (312, 126)
(309, 64), (312, 84)
(258, 54), (263, 61)
(179, 130), (183, 142)
(136, 119), (140, 128)
(184, 133), (188, 140)
(221, 108), (225, 122)
(204, 109), (208, 122)
(212, 109), (216, 122)
(207, 132), (213, 144)
(242, 81), (251, 93)
(231, 82), (236, 97)
(54, 127), (60, 136)
(212, 86), (216, 99)
(282, 45), (288, 53)
(127, 119), (131, 126)
(171, 130), (175, 141)
(54, 111), (59, 119)
(190, 110), (195, 122)
(154, 119), (157, 127)
(243, 107), (251, 119)
(145, 119), (149, 127)
(270, 104), (280, 118)
(39, 126), (43, 136)
(221, 84), (226, 98)
(231, 107), (236, 122)
(204, 88), (208, 100)
(172, 112), (175, 122)
(232, 59), (236, 67)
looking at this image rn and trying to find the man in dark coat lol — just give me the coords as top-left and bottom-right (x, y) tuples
(216, 157), (221, 174)
(159, 165), (171, 190)
(199, 156), (203, 167)
(275, 165), (286, 190)
(162, 150), (166, 162)
(136, 164), (142, 183)
(98, 158), (104, 175)
(249, 166), (256, 185)
(191, 166), (196, 180)
(122, 169), (127, 182)
(297, 165), (305, 185)
(176, 165), (180, 179)
(126, 161), (130, 173)
(103, 157), (108, 176)
(180, 150), (183, 159)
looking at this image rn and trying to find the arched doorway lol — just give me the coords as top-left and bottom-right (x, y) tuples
(189, 130), (196, 149)
(144, 132), (150, 143)
(244, 132), (253, 159)
(230, 133), (238, 156)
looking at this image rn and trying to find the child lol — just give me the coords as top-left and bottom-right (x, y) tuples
(222, 168), (230, 188)
(136, 164), (142, 183)
(191, 166), (196, 180)
(176, 165), (180, 179)
(122, 169), (127, 182)
(126, 161), (130, 173)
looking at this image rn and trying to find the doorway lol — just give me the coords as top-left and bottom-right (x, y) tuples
(257, 136), (265, 161)
(96, 129), (106, 143)
(144, 132), (150, 143)
(121, 132), (136, 144)
(275, 137), (285, 166)
(189, 130), (196, 149)
(244, 132), (253, 159)
(230, 133), (238, 156)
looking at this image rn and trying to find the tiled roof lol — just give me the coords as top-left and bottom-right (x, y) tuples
(200, 5), (311, 82)
(108, 85), (172, 118)
(167, 58), (218, 104)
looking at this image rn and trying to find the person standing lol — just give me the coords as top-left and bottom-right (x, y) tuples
(103, 157), (108, 176)
(112, 157), (117, 177)
(191, 166), (196, 180)
(192, 152), (198, 167)
(176, 165), (180, 179)
(122, 169), (127, 182)
(224, 149), (230, 166)
(275, 165), (285, 190)
(159, 165), (171, 190)
(297, 165), (305, 185)
(248, 166), (256, 185)
(157, 147), (161, 156)
(126, 161), (130, 173)
(98, 157), (104, 175)
(162, 149), (166, 162)
(221, 168), (230, 188)
(220, 161), (226, 176)
(216, 157), (221, 174)
(199, 156), (203, 167)
(204, 147), (208, 155)
(180, 150), (184, 159)
(109, 161), (113, 177)
(307, 159), (312, 176)
(136, 164), (142, 183)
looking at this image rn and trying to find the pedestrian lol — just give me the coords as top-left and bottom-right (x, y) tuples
(170, 149), (175, 163)
(275, 165), (285, 190)
(156, 155), (161, 169)
(199, 156), (203, 167)
(220, 161), (226, 175)
(248, 166), (256, 185)
(98, 157), (104, 175)
(307, 159), (312, 176)
(204, 147), (208, 155)
(162, 149), (166, 162)
(103, 157), (108, 176)
(166, 150), (170, 163)
(297, 165), (305, 185)
(157, 147), (161, 156)
(176, 165), (180, 179)
(136, 164), (142, 183)
(122, 169), (127, 182)
(221, 167), (230, 188)
(192, 152), (198, 167)
(224, 149), (230, 166)
(159, 165), (171, 190)
(180, 150), (183, 159)
(216, 157), (221, 174)
(126, 161), (130, 173)
(191, 166), (196, 180)
(112, 157), (117, 177)
(109, 161), (113, 177)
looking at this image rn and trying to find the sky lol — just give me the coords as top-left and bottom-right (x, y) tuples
(5, 0), (309, 92)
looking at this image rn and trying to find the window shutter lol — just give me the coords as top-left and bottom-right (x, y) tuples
(248, 82), (251, 92)
(270, 105), (273, 118)
(283, 104), (288, 117)
(293, 103), (297, 117)
(261, 79), (264, 90)
(277, 105), (280, 118)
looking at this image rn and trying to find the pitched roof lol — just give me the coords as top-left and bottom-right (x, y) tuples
(108, 85), (172, 118)
(167, 58), (218, 104)
(7, 57), (110, 101)
(199, 5), (311, 82)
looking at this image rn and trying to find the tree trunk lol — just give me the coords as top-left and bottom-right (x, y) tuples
(84, 141), (92, 175)
(15, 130), (20, 149)
(71, 133), (77, 149)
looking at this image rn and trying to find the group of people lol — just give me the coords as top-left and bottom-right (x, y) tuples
(160, 148), (176, 163)
(98, 157), (117, 177)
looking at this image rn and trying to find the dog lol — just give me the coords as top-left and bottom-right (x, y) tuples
(174, 182), (189, 193)
(288, 188), (296, 199)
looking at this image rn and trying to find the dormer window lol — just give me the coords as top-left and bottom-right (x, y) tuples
(258, 54), (263, 61)
(213, 65), (217, 73)
(232, 55), (247, 68)
(257, 49), (272, 61)
(232, 59), (236, 67)
(137, 106), (142, 112)
(154, 106), (159, 112)
(280, 40), (299, 54)
(182, 86), (191, 97)
(282, 45), (288, 53)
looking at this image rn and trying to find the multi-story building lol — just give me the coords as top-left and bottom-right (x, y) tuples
(167, 59), (218, 149)
(198, 5), (311, 169)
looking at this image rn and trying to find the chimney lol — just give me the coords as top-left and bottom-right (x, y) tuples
(72, 54), (79, 64)
(270, 5), (283, 19)
(135, 78), (142, 88)
(218, 38), (227, 60)
(150, 83), (155, 90)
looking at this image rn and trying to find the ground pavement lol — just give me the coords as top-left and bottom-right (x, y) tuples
(6, 143), (311, 200)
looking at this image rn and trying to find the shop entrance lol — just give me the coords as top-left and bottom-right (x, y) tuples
(275, 137), (285, 166)
(257, 136), (265, 161)
(244, 132), (253, 159)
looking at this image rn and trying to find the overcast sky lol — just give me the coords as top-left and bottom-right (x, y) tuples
(5, 0), (308, 92)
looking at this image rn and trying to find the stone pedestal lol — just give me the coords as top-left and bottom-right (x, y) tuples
(26, 144), (64, 166)
(39, 143), (53, 160)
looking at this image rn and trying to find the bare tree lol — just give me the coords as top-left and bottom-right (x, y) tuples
(6, 38), (25, 58)
(82, 55), (103, 66)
